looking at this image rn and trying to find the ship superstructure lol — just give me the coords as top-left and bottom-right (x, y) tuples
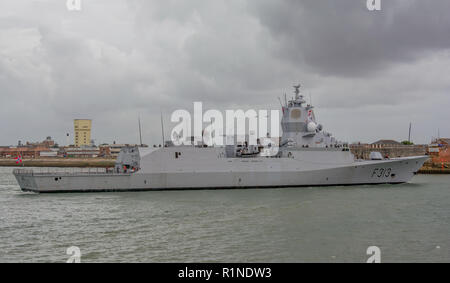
(281, 84), (337, 148)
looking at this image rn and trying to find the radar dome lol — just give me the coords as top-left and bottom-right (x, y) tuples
(307, 122), (317, 132)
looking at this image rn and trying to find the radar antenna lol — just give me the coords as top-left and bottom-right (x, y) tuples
(160, 112), (165, 146)
(138, 115), (143, 146)
(293, 84), (301, 99)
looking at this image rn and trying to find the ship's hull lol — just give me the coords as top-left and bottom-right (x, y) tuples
(13, 156), (428, 193)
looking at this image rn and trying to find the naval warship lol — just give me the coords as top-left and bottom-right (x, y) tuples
(13, 85), (428, 193)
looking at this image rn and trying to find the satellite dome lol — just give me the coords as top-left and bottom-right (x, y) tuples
(307, 122), (317, 132)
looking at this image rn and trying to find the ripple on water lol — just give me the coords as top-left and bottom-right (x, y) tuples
(0, 168), (449, 262)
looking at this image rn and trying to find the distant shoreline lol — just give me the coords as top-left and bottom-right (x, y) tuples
(417, 167), (450, 174)
(0, 158), (115, 168)
(1, 157), (449, 174)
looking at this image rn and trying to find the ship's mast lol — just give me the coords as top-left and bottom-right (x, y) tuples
(160, 113), (165, 146)
(294, 84), (301, 100)
(408, 122), (412, 143)
(292, 83), (306, 106)
(138, 116), (143, 146)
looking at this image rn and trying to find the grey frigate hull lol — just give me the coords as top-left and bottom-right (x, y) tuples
(13, 148), (428, 193)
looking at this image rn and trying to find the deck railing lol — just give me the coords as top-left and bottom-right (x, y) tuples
(13, 168), (131, 176)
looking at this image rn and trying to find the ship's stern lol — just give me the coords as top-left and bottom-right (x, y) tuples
(13, 169), (39, 192)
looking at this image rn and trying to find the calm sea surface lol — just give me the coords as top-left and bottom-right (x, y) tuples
(0, 167), (448, 263)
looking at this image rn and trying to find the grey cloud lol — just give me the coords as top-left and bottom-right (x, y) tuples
(249, 0), (450, 77)
(0, 0), (449, 146)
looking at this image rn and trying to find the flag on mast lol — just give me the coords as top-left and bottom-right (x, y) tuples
(15, 154), (22, 164)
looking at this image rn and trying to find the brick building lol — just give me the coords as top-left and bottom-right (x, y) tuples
(0, 137), (57, 158)
(350, 140), (427, 160)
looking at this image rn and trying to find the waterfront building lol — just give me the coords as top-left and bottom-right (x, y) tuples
(74, 119), (92, 147)
(428, 138), (450, 164)
(350, 140), (427, 160)
(63, 146), (100, 158)
(0, 137), (57, 158)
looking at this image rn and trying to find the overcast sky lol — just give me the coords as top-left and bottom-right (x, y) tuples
(1, 0), (449, 146)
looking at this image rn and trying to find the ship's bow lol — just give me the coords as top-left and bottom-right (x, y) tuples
(395, 155), (429, 183)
